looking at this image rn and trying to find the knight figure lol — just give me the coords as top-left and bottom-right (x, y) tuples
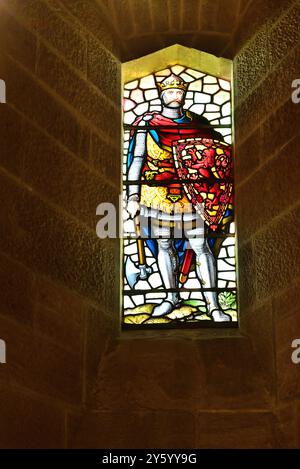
(126, 73), (232, 322)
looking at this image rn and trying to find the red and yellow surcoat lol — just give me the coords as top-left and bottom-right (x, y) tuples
(132, 111), (221, 214)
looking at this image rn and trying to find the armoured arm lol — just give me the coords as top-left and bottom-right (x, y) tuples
(127, 128), (147, 199)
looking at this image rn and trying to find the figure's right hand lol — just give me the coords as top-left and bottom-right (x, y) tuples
(127, 197), (140, 219)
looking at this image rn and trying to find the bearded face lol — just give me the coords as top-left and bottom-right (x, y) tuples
(161, 88), (185, 108)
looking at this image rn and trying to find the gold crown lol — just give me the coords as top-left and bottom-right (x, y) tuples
(157, 74), (188, 93)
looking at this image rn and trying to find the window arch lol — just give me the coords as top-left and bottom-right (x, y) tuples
(122, 45), (237, 329)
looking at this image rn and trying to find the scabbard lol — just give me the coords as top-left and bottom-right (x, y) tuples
(179, 248), (193, 284)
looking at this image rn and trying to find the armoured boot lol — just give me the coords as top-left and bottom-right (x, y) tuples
(152, 238), (180, 317)
(189, 238), (231, 322)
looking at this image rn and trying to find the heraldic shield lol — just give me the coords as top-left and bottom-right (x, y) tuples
(173, 137), (233, 231)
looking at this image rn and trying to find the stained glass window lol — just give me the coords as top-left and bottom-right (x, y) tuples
(122, 52), (237, 329)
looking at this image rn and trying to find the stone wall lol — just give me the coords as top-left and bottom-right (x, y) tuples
(234, 0), (300, 448)
(0, 0), (121, 448)
(0, 0), (299, 449)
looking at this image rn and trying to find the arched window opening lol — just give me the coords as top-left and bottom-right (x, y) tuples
(122, 45), (237, 329)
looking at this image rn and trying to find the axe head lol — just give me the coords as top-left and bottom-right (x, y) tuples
(125, 256), (152, 289)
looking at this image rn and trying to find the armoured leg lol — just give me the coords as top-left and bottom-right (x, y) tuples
(152, 224), (179, 317)
(187, 225), (231, 322)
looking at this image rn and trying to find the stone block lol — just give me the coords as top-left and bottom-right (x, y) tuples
(235, 124), (262, 184)
(168, 0), (180, 31)
(110, 0), (135, 38)
(253, 205), (300, 302)
(0, 314), (82, 403)
(196, 411), (275, 448)
(1, 105), (119, 228)
(235, 43), (300, 143)
(83, 305), (117, 403)
(68, 409), (195, 448)
(94, 335), (268, 412)
(259, 98), (300, 166)
(34, 303), (82, 351)
(199, 0), (239, 34)
(0, 7), (36, 71)
(33, 277), (85, 352)
(232, 0), (295, 55)
(273, 277), (300, 319)
(95, 338), (207, 411)
(234, 82), (264, 143)
(19, 117), (119, 228)
(59, 0), (120, 56)
(236, 240), (257, 312)
(0, 172), (118, 308)
(274, 402), (300, 448)
(181, 0), (200, 32)
(0, 106), (24, 177)
(0, 53), (85, 156)
(240, 300), (275, 384)
(238, 0), (252, 16)
(237, 133), (300, 241)
(0, 383), (65, 448)
(273, 280), (300, 401)
(235, 97), (300, 183)
(0, 252), (35, 325)
(268, 1), (300, 70)
(150, 0), (170, 33)
(36, 43), (120, 139)
(234, 26), (270, 105)
(195, 337), (271, 409)
(4, 0), (87, 72)
(131, 0), (153, 36)
(90, 132), (120, 186)
(87, 35), (120, 104)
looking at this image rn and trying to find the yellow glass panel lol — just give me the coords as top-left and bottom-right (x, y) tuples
(122, 45), (232, 83)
